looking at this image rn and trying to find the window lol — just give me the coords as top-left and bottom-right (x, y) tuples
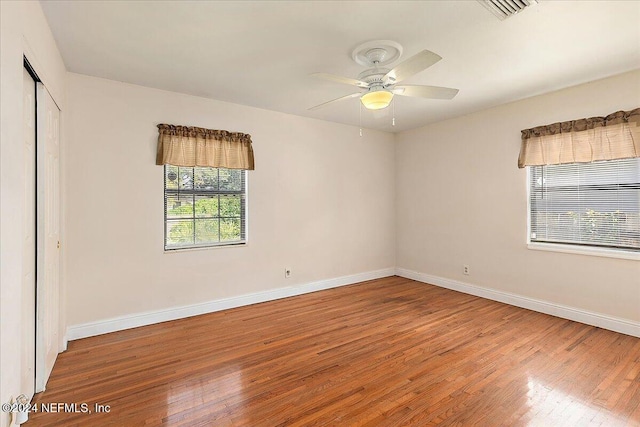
(164, 165), (246, 250)
(529, 158), (640, 252)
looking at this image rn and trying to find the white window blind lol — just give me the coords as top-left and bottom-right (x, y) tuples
(529, 158), (640, 251)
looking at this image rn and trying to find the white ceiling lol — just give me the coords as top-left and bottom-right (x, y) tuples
(41, 1), (640, 133)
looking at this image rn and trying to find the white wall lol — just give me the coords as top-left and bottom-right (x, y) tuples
(396, 70), (640, 325)
(0, 1), (66, 426)
(64, 73), (396, 328)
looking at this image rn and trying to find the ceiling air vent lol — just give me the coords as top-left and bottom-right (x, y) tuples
(477, 0), (538, 20)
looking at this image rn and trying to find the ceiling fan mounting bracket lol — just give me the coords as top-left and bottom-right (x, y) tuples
(351, 40), (403, 67)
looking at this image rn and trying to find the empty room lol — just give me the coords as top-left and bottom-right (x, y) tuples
(1, 1), (640, 426)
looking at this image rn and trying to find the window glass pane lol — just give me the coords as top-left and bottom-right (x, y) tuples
(166, 194), (194, 219)
(220, 218), (241, 241)
(195, 195), (219, 218)
(166, 219), (195, 247)
(165, 165), (179, 190)
(194, 167), (218, 191)
(177, 167), (193, 190)
(219, 195), (242, 218)
(195, 219), (220, 244)
(219, 169), (243, 191)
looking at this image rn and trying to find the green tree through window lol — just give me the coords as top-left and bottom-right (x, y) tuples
(164, 165), (246, 249)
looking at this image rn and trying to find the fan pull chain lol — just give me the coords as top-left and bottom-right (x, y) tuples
(359, 102), (363, 137)
(392, 100), (396, 127)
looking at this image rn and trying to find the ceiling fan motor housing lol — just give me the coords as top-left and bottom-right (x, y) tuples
(358, 68), (392, 86)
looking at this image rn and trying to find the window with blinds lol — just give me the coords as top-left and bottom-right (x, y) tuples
(529, 158), (640, 251)
(164, 165), (246, 250)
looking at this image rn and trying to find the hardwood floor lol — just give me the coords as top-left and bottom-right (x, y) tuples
(27, 277), (640, 426)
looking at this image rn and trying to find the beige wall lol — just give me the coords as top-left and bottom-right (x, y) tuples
(396, 70), (640, 323)
(64, 73), (396, 326)
(0, 2), (66, 426)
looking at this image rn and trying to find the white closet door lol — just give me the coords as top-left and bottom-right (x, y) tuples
(35, 83), (61, 392)
(22, 67), (36, 399)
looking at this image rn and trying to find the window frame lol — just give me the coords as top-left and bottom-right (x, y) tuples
(163, 165), (248, 251)
(525, 165), (640, 261)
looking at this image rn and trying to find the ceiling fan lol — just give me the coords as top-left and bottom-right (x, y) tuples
(309, 41), (459, 111)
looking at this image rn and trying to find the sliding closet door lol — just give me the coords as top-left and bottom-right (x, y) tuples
(35, 83), (61, 392)
(22, 67), (37, 399)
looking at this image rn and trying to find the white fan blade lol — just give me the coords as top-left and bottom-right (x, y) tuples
(308, 92), (362, 111)
(383, 50), (442, 84)
(393, 85), (459, 100)
(311, 73), (369, 88)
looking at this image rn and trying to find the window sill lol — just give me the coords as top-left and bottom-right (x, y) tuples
(164, 242), (247, 253)
(527, 242), (640, 261)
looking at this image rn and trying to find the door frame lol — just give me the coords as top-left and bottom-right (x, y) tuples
(22, 58), (39, 400)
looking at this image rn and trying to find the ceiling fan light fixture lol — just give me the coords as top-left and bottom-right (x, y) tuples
(361, 90), (393, 110)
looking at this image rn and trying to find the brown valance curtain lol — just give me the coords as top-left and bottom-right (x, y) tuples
(156, 124), (255, 170)
(518, 108), (640, 168)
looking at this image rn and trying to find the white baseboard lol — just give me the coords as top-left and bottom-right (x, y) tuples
(66, 268), (396, 341)
(396, 267), (640, 338)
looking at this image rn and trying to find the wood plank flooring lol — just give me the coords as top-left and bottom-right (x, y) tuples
(27, 277), (640, 426)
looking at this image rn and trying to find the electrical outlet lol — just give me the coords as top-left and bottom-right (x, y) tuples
(285, 267), (291, 278)
(463, 265), (470, 275)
